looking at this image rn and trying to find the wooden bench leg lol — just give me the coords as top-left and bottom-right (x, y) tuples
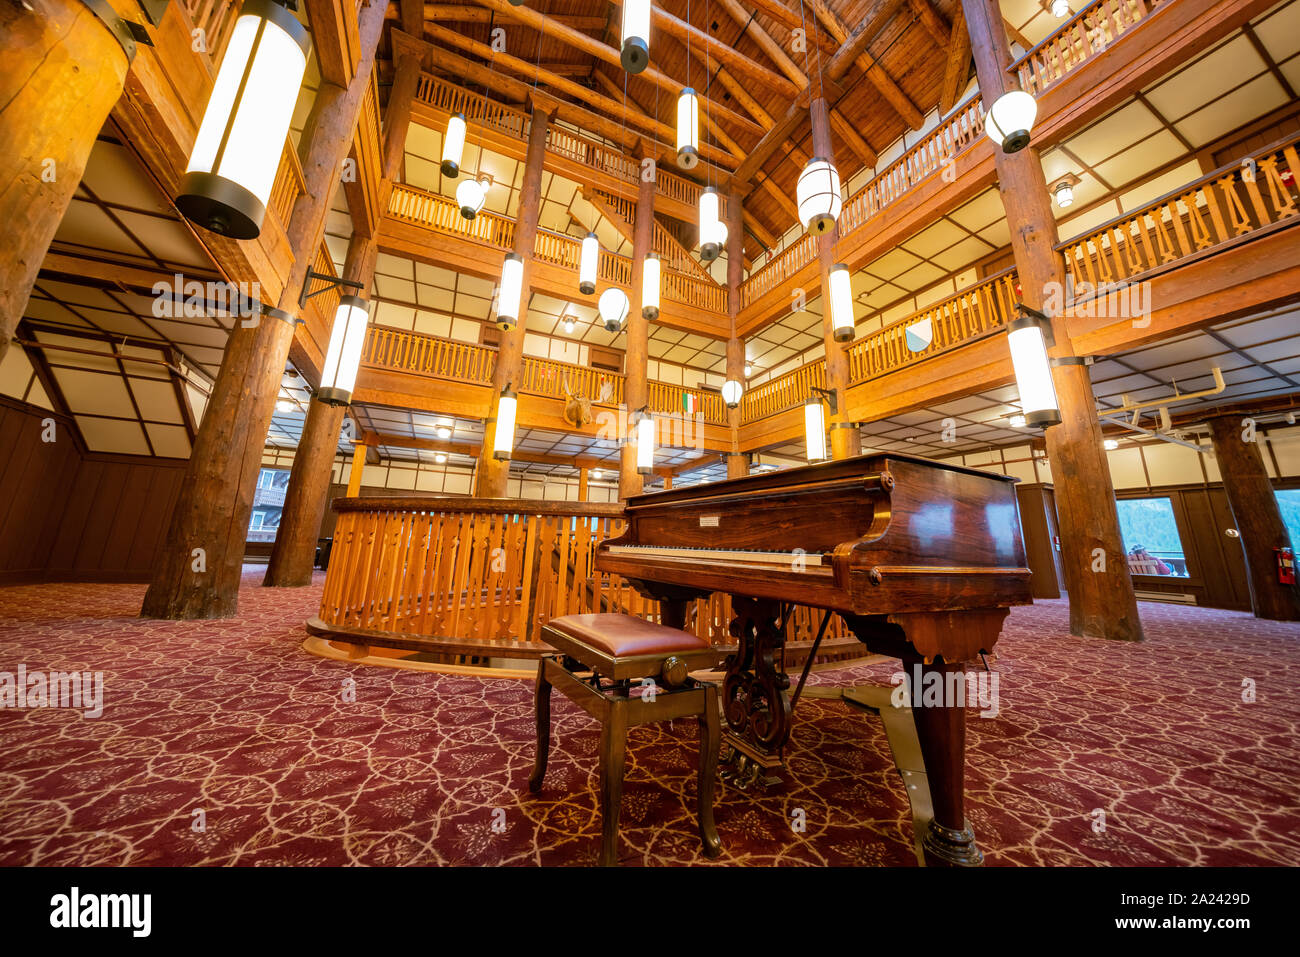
(598, 700), (628, 866)
(697, 683), (723, 858)
(528, 657), (553, 794)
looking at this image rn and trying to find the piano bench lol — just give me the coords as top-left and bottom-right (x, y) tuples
(528, 613), (724, 866)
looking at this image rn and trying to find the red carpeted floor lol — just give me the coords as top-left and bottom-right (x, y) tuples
(0, 569), (1297, 866)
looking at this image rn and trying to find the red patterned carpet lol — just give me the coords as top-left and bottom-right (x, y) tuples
(1, 569), (1297, 866)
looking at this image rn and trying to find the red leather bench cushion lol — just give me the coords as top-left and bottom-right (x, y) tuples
(547, 613), (710, 659)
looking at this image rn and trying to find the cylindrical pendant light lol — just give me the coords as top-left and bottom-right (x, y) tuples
(804, 396), (829, 462)
(985, 90), (1038, 154)
(636, 411), (656, 474)
(442, 112), (467, 177)
(828, 263), (855, 342)
(1053, 180), (1074, 208)
(699, 187), (726, 263)
(493, 383), (518, 460)
(676, 88), (700, 170)
(496, 253), (524, 330)
(642, 253), (661, 319)
(176, 0), (311, 239)
(621, 0), (651, 74)
(317, 295), (370, 406)
(1007, 310), (1061, 428)
(796, 157), (843, 235)
(456, 176), (489, 219)
(563, 317), (576, 334)
(579, 232), (599, 295)
(721, 379), (743, 409)
(598, 287), (631, 332)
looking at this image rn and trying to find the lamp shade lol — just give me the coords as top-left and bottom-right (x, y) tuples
(598, 287), (630, 332)
(496, 253), (524, 330)
(1053, 181), (1074, 208)
(796, 157), (843, 234)
(804, 396), (828, 462)
(721, 379), (743, 408)
(676, 88), (699, 169)
(1007, 313), (1061, 428)
(317, 295), (370, 406)
(456, 176), (488, 219)
(636, 412), (655, 474)
(642, 253), (661, 319)
(985, 90), (1038, 153)
(493, 384), (517, 460)
(828, 263), (855, 342)
(442, 113), (467, 177)
(699, 187), (726, 262)
(621, 0), (650, 73)
(1051, 0), (1071, 16)
(177, 0), (311, 239)
(579, 232), (599, 295)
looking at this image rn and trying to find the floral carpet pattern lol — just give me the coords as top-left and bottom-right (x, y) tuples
(0, 569), (1297, 866)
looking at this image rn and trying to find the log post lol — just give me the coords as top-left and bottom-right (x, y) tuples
(1208, 416), (1300, 620)
(577, 466), (589, 502)
(0, 0), (134, 362)
(347, 441), (367, 497)
(140, 1), (387, 619)
(809, 98), (860, 461)
(379, 30), (430, 211)
(963, 0), (1142, 641)
(476, 95), (552, 497)
(263, 233), (378, 587)
(619, 149), (654, 500)
(726, 187), (749, 480)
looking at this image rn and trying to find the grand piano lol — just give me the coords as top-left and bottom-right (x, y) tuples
(596, 452), (1033, 865)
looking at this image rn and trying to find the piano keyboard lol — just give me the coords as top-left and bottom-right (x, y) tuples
(604, 544), (830, 568)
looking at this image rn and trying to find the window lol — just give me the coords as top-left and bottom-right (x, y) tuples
(251, 510), (269, 530)
(1277, 489), (1300, 550)
(1115, 497), (1190, 577)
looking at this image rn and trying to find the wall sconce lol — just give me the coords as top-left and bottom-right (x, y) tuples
(177, 0), (311, 239)
(985, 90), (1038, 154)
(642, 253), (661, 319)
(496, 253), (524, 330)
(804, 387), (838, 462)
(796, 157), (843, 234)
(636, 409), (656, 475)
(318, 295), (370, 406)
(579, 232), (599, 295)
(621, 0), (650, 73)
(1007, 305), (1061, 428)
(442, 112), (466, 177)
(828, 263), (855, 342)
(676, 87), (699, 169)
(493, 383), (517, 460)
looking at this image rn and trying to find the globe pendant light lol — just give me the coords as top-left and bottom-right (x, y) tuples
(636, 411), (656, 475)
(828, 263), (855, 342)
(598, 287), (631, 332)
(985, 90), (1038, 154)
(493, 383), (518, 460)
(456, 176), (490, 219)
(642, 253), (661, 319)
(796, 157), (843, 234)
(676, 88), (700, 169)
(563, 317), (576, 334)
(1007, 307), (1061, 428)
(699, 187), (726, 262)
(317, 295), (370, 406)
(804, 396), (829, 462)
(1051, 0), (1071, 16)
(177, 0), (311, 239)
(496, 253), (524, 331)
(621, 0), (651, 74)
(579, 232), (599, 295)
(442, 112), (467, 177)
(721, 379), (743, 408)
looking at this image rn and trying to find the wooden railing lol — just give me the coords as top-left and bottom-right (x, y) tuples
(1060, 133), (1300, 290)
(316, 498), (856, 656)
(360, 326), (730, 426)
(387, 183), (728, 315)
(184, 0), (239, 67)
(740, 362), (826, 424)
(1014, 0), (1170, 97)
(268, 139), (306, 228)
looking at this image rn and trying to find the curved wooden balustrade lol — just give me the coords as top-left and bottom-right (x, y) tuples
(1060, 133), (1300, 290)
(1013, 0), (1170, 97)
(360, 326), (730, 426)
(312, 498), (857, 659)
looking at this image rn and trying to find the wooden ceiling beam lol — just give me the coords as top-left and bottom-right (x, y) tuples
(939, 3), (973, 114)
(716, 0), (808, 92)
(387, 5), (610, 31)
(906, 0), (951, 47)
(812, 0), (923, 130)
(741, 0), (839, 52)
(464, 0), (765, 137)
(304, 0), (362, 87)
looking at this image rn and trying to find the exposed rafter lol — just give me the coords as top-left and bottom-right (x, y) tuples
(939, 3), (973, 114)
(811, 0), (923, 129)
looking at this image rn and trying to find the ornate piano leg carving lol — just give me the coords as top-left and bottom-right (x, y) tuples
(905, 655), (983, 867)
(721, 597), (793, 764)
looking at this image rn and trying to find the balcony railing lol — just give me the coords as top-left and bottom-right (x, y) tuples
(360, 326), (729, 426)
(1013, 0), (1170, 97)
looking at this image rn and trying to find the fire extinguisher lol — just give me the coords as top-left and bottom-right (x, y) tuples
(1277, 547), (1297, 585)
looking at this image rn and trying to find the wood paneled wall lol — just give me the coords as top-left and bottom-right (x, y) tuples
(0, 398), (187, 584)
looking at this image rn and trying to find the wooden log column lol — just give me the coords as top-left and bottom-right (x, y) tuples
(1208, 416), (1300, 620)
(263, 234), (378, 587)
(619, 152), (654, 500)
(476, 96), (552, 497)
(963, 0), (1142, 642)
(0, 0), (134, 363)
(141, 1), (387, 619)
(810, 98), (861, 461)
(346, 441), (367, 496)
(379, 30), (430, 210)
(726, 187), (749, 480)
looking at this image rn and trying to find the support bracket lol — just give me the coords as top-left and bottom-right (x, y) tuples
(299, 270), (364, 308)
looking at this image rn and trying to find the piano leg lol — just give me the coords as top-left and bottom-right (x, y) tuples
(905, 655), (984, 867)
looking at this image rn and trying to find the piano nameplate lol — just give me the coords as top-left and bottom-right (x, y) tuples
(699, 515), (720, 528)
